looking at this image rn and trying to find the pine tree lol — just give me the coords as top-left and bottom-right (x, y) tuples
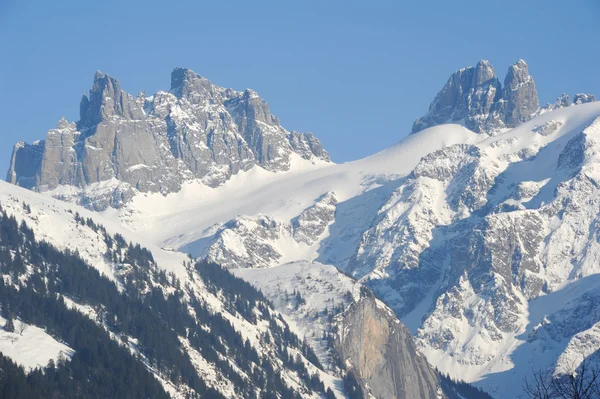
(3, 316), (15, 333)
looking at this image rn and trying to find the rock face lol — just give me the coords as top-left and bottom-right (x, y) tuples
(413, 60), (597, 135)
(412, 60), (502, 134)
(574, 93), (596, 105)
(203, 215), (293, 269)
(501, 59), (540, 126)
(335, 292), (441, 399)
(7, 69), (329, 210)
(412, 59), (541, 134)
(345, 114), (600, 396)
(293, 191), (338, 244)
(7, 141), (44, 190)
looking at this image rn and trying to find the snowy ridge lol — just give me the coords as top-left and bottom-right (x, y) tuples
(95, 101), (600, 398)
(0, 182), (341, 398)
(4, 63), (600, 398)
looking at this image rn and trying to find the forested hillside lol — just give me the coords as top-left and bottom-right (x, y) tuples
(0, 203), (333, 398)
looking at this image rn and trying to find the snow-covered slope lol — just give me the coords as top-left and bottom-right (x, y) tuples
(0, 181), (343, 398)
(114, 124), (479, 251)
(5, 64), (600, 399)
(235, 261), (362, 370)
(0, 178), (191, 285)
(85, 101), (600, 398)
(235, 261), (448, 399)
(0, 317), (73, 372)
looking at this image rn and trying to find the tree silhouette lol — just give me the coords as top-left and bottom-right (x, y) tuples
(524, 357), (600, 399)
(3, 316), (15, 333)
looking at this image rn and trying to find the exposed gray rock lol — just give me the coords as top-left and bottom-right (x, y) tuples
(412, 59), (540, 134)
(412, 60), (502, 133)
(501, 59), (540, 127)
(552, 93), (571, 109)
(8, 69), (330, 210)
(188, 193), (338, 267)
(574, 93), (596, 105)
(526, 92), (595, 117)
(288, 131), (329, 161)
(203, 215), (292, 269)
(79, 71), (146, 127)
(293, 191), (337, 244)
(335, 292), (441, 399)
(556, 132), (587, 174)
(533, 120), (563, 136)
(6, 141), (44, 189)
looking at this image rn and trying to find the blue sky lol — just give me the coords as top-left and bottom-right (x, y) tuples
(1, 0), (598, 169)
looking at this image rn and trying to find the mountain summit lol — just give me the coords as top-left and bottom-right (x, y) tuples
(4, 61), (600, 399)
(412, 59), (538, 133)
(412, 59), (594, 135)
(7, 69), (329, 210)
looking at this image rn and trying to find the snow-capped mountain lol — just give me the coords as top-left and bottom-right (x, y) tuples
(0, 181), (344, 398)
(0, 181), (477, 399)
(7, 69), (329, 210)
(4, 60), (599, 398)
(412, 59), (595, 135)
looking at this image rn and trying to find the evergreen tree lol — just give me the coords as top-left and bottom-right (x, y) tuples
(3, 316), (15, 333)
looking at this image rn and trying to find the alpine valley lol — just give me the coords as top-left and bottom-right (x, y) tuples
(3, 59), (599, 399)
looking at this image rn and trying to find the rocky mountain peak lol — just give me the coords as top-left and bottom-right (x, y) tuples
(8, 68), (330, 210)
(55, 116), (72, 130)
(504, 59), (530, 87)
(227, 87), (281, 129)
(472, 59), (497, 86)
(169, 67), (216, 102)
(79, 71), (144, 128)
(502, 59), (539, 126)
(554, 93), (572, 108)
(412, 59), (543, 134)
(574, 93), (596, 104)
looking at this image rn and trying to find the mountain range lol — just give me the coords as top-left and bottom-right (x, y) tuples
(3, 59), (599, 399)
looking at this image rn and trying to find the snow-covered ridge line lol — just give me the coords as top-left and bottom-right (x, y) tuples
(110, 101), (600, 399)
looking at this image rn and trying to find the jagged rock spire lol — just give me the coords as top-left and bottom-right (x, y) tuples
(412, 59), (540, 134)
(7, 68), (330, 210)
(170, 67), (216, 103)
(574, 93), (596, 104)
(79, 71), (145, 127)
(502, 59), (539, 126)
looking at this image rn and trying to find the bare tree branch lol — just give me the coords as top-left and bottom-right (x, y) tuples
(524, 356), (600, 399)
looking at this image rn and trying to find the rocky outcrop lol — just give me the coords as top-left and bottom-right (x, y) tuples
(7, 141), (44, 189)
(79, 71), (145, 126)
(413, 59), (597, 136)
(7, 69), (330, 210)
(335, 292), (441, 399)
(574, 93), (596, 105)
(203, 216), (292, 269)
(501, 59), (540, 127)
(412, 59), (539, 134)
(293, 191), (337, 244)
(184, 193), (339, 268)
(412, 60), (502, 134)
(537, 93), (597, 115)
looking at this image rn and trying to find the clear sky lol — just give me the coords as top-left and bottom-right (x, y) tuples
(1, 0), (598, 171)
